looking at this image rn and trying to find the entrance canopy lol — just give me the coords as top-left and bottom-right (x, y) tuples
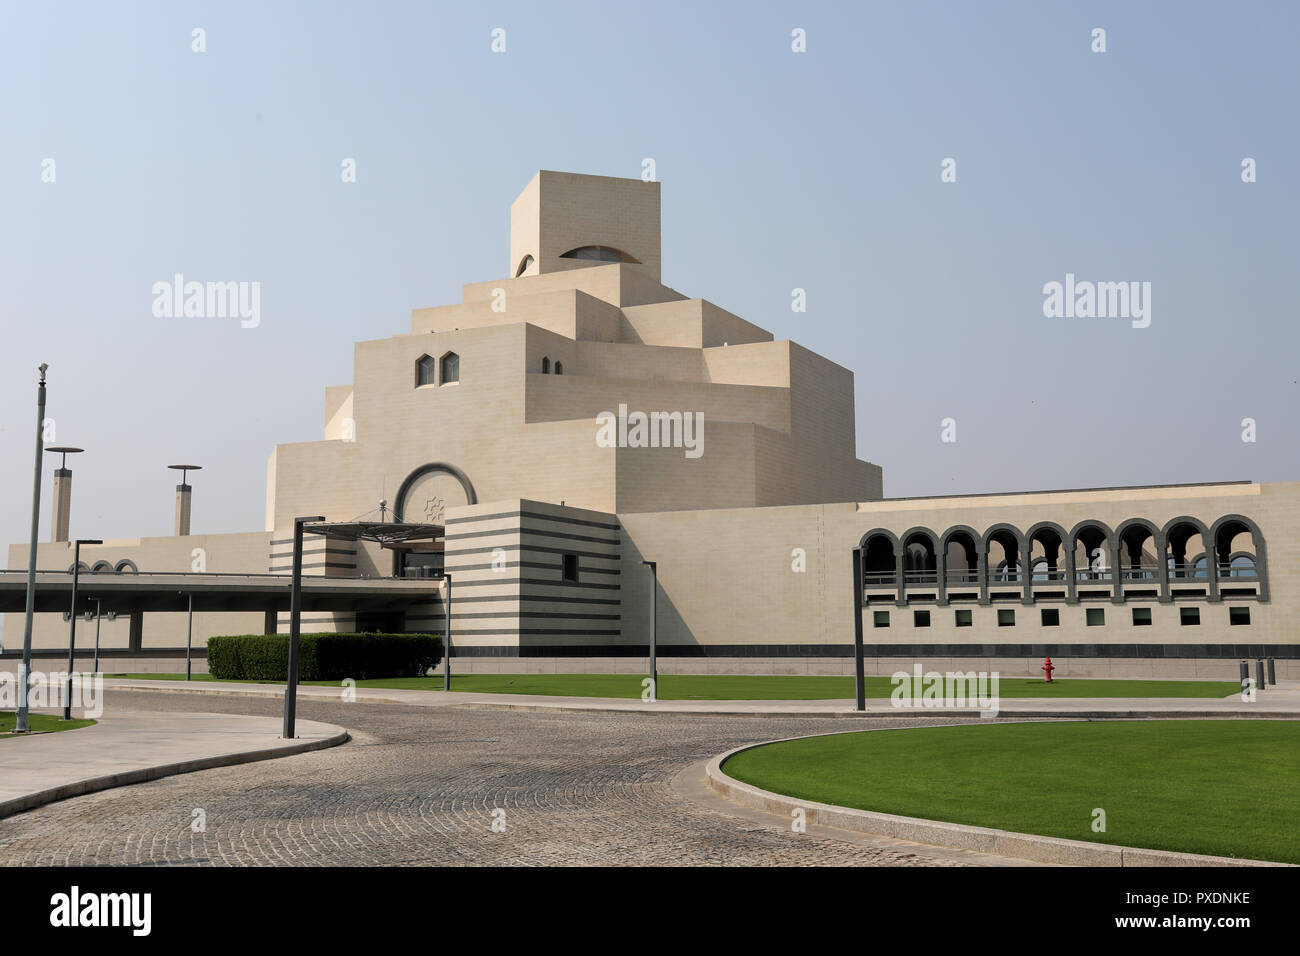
(302, 521), (443, 550)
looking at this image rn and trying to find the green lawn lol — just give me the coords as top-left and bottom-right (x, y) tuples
(106, 672), (1239, 700)
(722, 721), (1300, 863)
(0, 712), (97, 739)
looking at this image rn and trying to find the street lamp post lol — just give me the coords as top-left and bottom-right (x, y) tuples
(852, 547), (866, 712)
(17, 363), (49, 734)
(65, 538), (102, 720)
(92, 598), (103, 674)
(442, 572), (452, 692)
(185, 592), (194, 681)
(283, 515), (325, 739)
(642, 560), (657, 701)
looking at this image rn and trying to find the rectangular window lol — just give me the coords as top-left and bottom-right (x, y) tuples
(913, 610), (931, 628)
(1180, 607), (1201, 626)
(1132, 607), (1153, 626)
(873, 610), (890, 628)
(1229, 606), (1251, 626)
(1086, 608), (1105, 627)
(1041, 608), (1059, 627)
(562, 553), (578, 584)
(954, 609), (973, 627)
(997, 609), (1015, 627)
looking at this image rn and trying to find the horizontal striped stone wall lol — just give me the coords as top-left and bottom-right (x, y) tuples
(269, 532), (358, 632)
(444, 499), (621, 653)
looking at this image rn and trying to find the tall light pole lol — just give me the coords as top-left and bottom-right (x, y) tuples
(17, 363), (49, 734)
(642, 560), (657, 700)
(442, 572), (452, 692)
(283, 515), (324, 739)
(852, 547), (866, 712)
(184, 591), (194, 681)
(65, 538), (102, 720)
(91, 598), (103, 673)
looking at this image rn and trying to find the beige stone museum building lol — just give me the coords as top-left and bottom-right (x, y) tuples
(5, 171), (1296, 678)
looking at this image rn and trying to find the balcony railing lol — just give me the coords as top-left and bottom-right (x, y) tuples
(862, 571), (897, 586)
(1073, 570), (1114, 583)
(1120, 565), (1158, 581)
(1030, 570), (1067, 582)
(1217, 563), (1258, 579)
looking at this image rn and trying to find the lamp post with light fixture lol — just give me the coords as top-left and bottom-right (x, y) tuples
(65, 538), (102, 720)
(642, 560), (657, 700)
(283, 515), (325, 739)
(91, 598), (103, 674)
(17, 364), (49, 734)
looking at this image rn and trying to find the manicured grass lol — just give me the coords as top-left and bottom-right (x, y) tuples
(0, 712), (97, 739)
(106, 672), (1240, 700)
(722, 720), (1300, 863)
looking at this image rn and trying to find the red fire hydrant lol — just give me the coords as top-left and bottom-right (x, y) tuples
(1042, 657), (1055, 683)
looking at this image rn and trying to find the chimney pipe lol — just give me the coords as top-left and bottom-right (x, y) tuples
(168, 464), (202, 537)
(46, 446), (84, 543)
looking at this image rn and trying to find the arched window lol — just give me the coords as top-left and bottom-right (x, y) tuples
(1229, 554), (1258, 578)
(901, 530), (938, 585)
(415, 354), (435, 387)
(984, 526), (1023, 583)
(558, 245), (640, 264)
(554, 361), (563, 375)
(440, 352), (459, 385)
(860, 531), (899, 588)
(515, 255), (535, 277)
(541, 357), (550, 374)
(91, 560), (114, 574)
(942, 528), (979, 585)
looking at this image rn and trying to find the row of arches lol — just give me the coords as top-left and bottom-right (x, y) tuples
(540, 356), (564, 375)
(415, 352), (460, 388)
(67, 559), (138, 574)
(859, 514), (1267, 603)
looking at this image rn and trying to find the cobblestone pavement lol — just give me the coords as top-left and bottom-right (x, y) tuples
(0, 690), (995, 866)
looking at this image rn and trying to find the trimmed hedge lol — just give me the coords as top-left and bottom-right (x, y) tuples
(206, 633), (442, 682)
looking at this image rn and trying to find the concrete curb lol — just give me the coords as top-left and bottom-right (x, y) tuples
(98, 679), (1300, 720)
(453, 700), (1300, 720)
(0, 727), (350, 821)
(704, 730), (1291, 868)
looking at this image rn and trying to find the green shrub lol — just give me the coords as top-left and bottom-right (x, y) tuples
(206, 633), (442, 681)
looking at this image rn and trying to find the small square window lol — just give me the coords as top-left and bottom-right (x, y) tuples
(1132, 607), (1153, 626)
(1180, 607), (1200, 626)
(1086, 608), (1105, 627)
(954, 609), (973, 627)
(873, 610), (890, 628)
(1229, 607), (1251, 626)
(562, 553), (578, 584)
(1041, 608), (1060, 627)
(997, 609), (1015, 627)
(913, 610), (931, 628)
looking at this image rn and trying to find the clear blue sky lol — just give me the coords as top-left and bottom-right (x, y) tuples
(2, 0), (1297, 557)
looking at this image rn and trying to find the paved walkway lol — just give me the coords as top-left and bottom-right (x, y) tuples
(3, 684), (1292, 866)
(99, 676), (1300, 719)
(0, 710), (348, 819)
(0, 689), (1028, 866)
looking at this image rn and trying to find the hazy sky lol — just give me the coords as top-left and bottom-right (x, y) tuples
(2, 0), (1297, 557)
